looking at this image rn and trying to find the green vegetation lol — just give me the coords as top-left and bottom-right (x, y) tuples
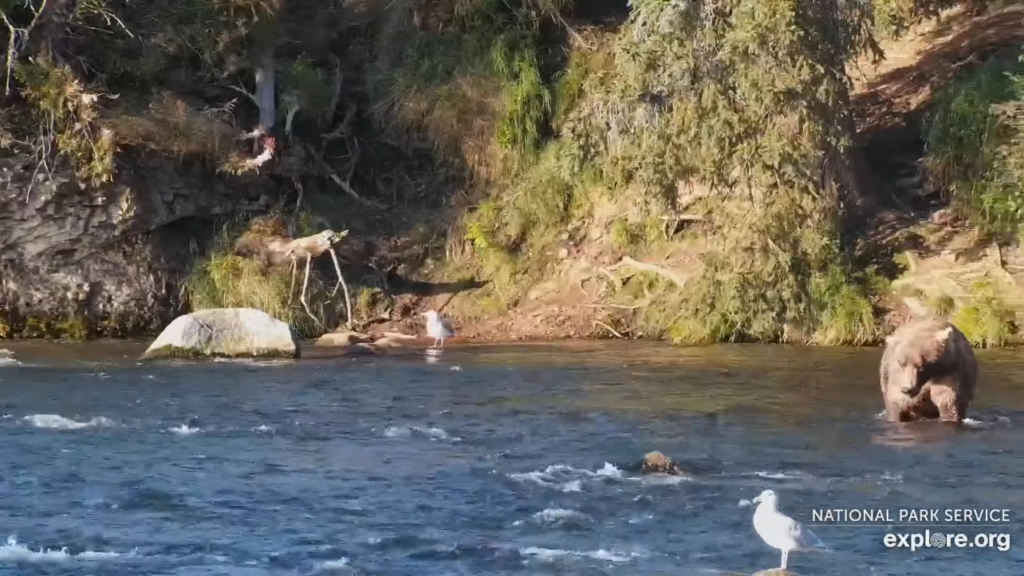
(923, 53), (1024, 236)
(447, 0), (897, 345)
(56, 316), (91, 341)
(13, 61), (116, 186)
(370, 0), (573, 181)
(3, 315), (91, 340)
(930, 294), (957, 317)
(354, 287), (390, 322)
(870, 0), (961, 40)
(951, 281), (1018, 347)
(3, 0), (1021, 347)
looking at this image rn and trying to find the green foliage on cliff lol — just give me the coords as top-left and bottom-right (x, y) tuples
(952, 280), (1017, 347)
(924, 53), (1024, 236)
(12, 61), (117, 187)
(453, 0), (892, 344)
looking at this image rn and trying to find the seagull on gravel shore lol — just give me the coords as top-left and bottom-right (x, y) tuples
(751, 489), (825, 571)
(421, 310), (455, 349)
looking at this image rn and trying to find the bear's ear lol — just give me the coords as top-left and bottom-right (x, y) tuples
(934, 326), (953, 345)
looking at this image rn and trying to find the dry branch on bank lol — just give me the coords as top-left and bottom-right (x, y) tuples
(607, 256), (689, 288)
(235, 227), (354, 329)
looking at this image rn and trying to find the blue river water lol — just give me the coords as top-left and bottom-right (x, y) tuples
(0, 340), (1023, 575)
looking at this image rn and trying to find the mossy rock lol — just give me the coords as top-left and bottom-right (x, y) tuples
(141, 308), (300, 360)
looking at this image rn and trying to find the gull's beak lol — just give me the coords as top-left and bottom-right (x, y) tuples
(752, 495), (761, 504)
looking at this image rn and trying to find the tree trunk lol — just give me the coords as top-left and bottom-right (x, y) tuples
(254, 50), (276, 135)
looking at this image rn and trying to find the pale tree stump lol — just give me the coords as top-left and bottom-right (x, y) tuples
(233, 219), (354, 329)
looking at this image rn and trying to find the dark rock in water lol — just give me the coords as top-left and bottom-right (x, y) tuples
(638, 451), (687, 476)
(0, 154), (279, 337)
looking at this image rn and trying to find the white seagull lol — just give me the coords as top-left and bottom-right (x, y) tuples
(420, 309), (455, 349)
(751, 489), (825, 571)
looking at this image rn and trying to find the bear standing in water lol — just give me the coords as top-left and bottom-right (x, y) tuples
(879, 317), (978, 423)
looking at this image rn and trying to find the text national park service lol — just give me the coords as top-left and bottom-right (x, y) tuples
(811, 508), (1012, 524)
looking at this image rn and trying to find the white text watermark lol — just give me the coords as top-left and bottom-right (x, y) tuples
(883, 530), (1012, 552)
(809, 507), (1012, 526)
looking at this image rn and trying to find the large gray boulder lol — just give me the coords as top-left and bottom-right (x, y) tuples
(141, 308), (298, 359)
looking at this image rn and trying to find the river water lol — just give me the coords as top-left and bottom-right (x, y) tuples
(0, 340), (1023, 575)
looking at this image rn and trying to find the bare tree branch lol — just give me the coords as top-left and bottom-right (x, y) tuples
(225, 82), (260, 107)
(607, 256), (689, 288)
(305, 141), (386, 209)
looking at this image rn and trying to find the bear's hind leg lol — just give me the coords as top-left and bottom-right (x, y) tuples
(904, 387), (940, 421)
(930, 385), (962, 423)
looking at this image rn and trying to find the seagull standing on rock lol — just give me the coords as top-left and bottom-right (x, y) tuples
(421, 310), (455, 349)
(751, 489), (825, 571)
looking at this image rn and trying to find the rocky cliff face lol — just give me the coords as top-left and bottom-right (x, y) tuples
(0, 152), (281, 338)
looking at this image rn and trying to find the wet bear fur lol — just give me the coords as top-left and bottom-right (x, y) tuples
(879, 317), (977, 423)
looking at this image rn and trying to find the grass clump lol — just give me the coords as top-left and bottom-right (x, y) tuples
(809, 265), (884, 346)
(182, 216), (338, 339)
(354, 287), (392, 323)
(493, 34), (552, 168)
(16, 316), (95, 340)
(455, 140), (597, 309)
(611, 220), (643, 250)
(372, 0), (567, 182)
(552, 50), (590, 129)
(14, 61), (117, 187)
(951, 280), (1017, 348)
(463, 141), (583, 251)
(105, 93), (239, 168)
(923, 53), (1024, 236)
(56, 316), (91, 341)
(929, 293), (956, 317)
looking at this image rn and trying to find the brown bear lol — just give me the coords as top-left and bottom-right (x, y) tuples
(638, 451), (686, 475)
(879, 316), (978, 423)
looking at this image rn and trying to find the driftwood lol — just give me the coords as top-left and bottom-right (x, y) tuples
(234, 219), (353, 328)
(607, 256), (689, 288)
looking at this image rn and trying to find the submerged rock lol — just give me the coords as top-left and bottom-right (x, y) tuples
(639, 451), (687, 476)
(314, 330), (374, 347)
(313, 330), (385, 356)
(141, 308), (298, 359)
(314, 329), (421, 353)
(373, 331), (419, 349)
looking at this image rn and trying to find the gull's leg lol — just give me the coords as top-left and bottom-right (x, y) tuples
(299, 254), (321, 326)
(439, 337), (445, 349)
(781, 550), (788, 570)
(327, 248), (353, 328)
